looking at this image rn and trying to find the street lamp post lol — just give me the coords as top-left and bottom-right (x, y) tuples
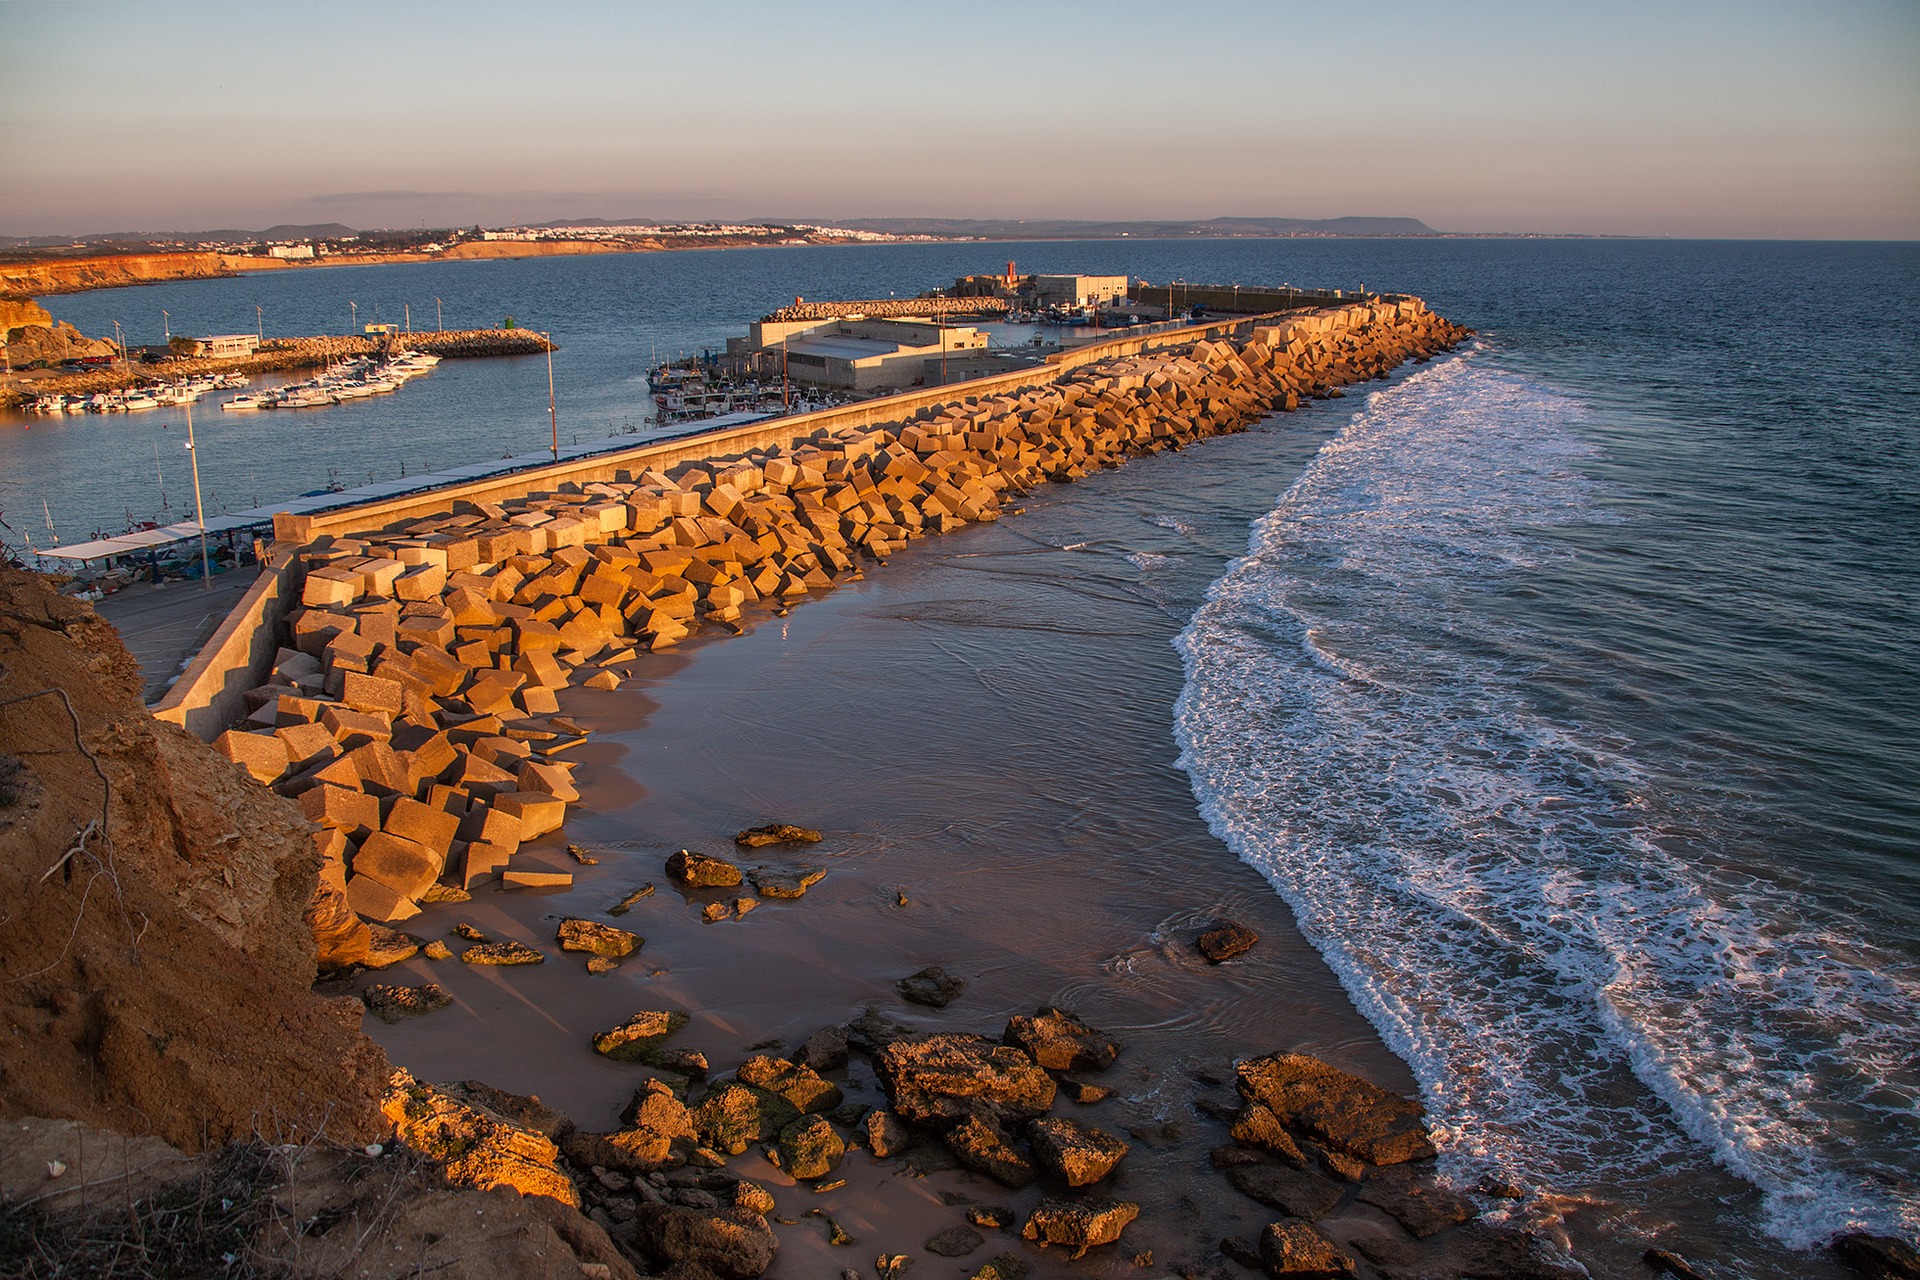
(435, 297), (443, 331)
(162, 310), (170, 341)
(349, 301), (357, 334)
(256, 305), (263, 341)
(546, 333), (558, 461)
(184, 399), (211, 590)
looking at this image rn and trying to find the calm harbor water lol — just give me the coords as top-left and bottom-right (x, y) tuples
(12, 238), (1917, 1270)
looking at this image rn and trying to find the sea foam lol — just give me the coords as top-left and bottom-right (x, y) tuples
(1173, 352), (1920, 1249)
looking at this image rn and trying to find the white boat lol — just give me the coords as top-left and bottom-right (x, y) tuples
(122, 391), (160, 412)
(222, 393), (268, 412)
(31, 394), (70, 414)
(280, 387), (335, 408)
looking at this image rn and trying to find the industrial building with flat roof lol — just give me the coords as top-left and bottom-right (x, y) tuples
(727, 315), (988, 391)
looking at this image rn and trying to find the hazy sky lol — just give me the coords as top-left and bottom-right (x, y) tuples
(3, 0), (1914, 238)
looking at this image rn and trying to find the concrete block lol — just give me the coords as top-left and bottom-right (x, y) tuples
(302, 568), (363, 608)
(341, 671), (405, 716)
(493, 790), (566, 839)
(406, 645), (469, 698)
(212, 730), (289, 785)
(460, 841), (514, 889)
(275, 721), (339, 768)
(394, 563), (448, 601)
(448, 750), (521, 798)
(512, 649), (567, 690)
(382, 797), (461, 860)
(351, 831), (443, 900)
(463, 669), (527, 718)
(456, 800), (523, 848)
(503, 869), (573, 889)
(395, 544), (449, 570)
(344, 871), (420, 923)
(518, 685), (561, 716)
(321, 703), (392, 744)
(345, 740), (412, 795)
(299, 784), (381, 839)
(396, 614), (456, 649)
(516, 760), (580, 803)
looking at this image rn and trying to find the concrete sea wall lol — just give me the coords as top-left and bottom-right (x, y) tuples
(167, 300), (1469, 930)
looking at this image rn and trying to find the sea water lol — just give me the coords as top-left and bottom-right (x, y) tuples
(18, 238), (1918, 1269)
(1173, 241), (1919, 1267)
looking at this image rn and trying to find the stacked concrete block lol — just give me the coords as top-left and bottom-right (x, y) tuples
(236, 302), (1467, 925)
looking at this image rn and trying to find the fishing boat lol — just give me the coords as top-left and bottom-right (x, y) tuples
(222, 393), (270, 412)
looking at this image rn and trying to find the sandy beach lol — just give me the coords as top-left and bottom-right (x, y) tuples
(343, 396), (1431, 1275)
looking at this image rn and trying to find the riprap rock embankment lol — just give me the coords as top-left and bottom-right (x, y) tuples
(221, 301), (1469, 945)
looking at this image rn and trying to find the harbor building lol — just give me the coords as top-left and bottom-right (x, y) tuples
(1030, 274), (1130, 308)
(727, 315), (989, 392)
(174, 333), (261, 359)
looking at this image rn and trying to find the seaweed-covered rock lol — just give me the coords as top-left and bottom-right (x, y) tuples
(630, 1204), (778, 1279)
(945, 1114), (1037, 1188)
(693, 1082), (801, 1156)
(460, 939), (544, 966)
(774, 1113), (845, 1179)
(361, 982), (453, 1023)
(1003, 1007), (1118, 1073)
(1236, 1052), (1434, 1166)
(738, 1055), (842, 1114)
(735, 823), (822, 847)
(557, 917), (641, 958)
(1020, 1196), (1139, 1260)
(1026, 1116), (1128, 1187)
(667, 849), (742, 887)
(875, 1034), (1056, 1129)
(592, 1010), (691, 1060)
(748, 865), (827, 898)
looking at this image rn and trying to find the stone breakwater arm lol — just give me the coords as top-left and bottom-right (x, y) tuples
(209, 300), (1468, 947)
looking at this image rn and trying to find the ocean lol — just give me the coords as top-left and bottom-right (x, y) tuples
(17, 238), (1918, 1272)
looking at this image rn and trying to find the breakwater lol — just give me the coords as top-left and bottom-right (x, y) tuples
(185, 299), (1465, 942)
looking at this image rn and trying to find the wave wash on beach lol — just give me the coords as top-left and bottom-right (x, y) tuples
(1174, 349), (1920, 1262)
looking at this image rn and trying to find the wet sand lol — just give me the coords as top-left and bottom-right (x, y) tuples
(353, 400), (1430, 1275)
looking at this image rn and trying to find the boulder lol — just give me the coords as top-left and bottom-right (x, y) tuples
(1355, 1164), (1474, 1238)
(629, 1204), (778, 1280)
(592, 1010), (691, 1060)
(897, 965), (966, 1008)
(460, 939), (545, 966)
(1226, 1163), (1346, 1220)
(774, 1113), (845, 1179)
(361, 982), (453, 1023)
(736, 1055), (841, 1114)
(1258, 1220), (1355, 1277)
(381, 1069), (577, 1207)
(863, 1109), (913, 1158)
(667, 848), (743, 887)
(692, 1082), (800, 1156)
(747, 865), (826, 899)
(1020, 1196), (1140, 1260)
(945, 1114), (1036, 1188)
(557, 918), (641, 958)
(1026, 1116), (1128, 1187)
(1232, 1101), (1307, 1166)
(1198, 919), (1259, 962)
(734, 823), (823, 847)
(1832, 1235), (1920, 1280)
(1236, 1053), (1434, 1166)
(1003, 1007), (1119, 1073)
(874, 1033), (1056, 1129)
(925, 1226), (985, 1257)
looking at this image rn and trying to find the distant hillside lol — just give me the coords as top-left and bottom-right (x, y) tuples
(832, 215), (1440, 239)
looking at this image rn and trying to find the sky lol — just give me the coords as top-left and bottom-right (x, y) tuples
(1, 0), (1915, 239)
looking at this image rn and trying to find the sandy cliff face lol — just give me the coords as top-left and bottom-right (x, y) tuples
(0, 569), (388, 1151)
(0, 252), (233, 298)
